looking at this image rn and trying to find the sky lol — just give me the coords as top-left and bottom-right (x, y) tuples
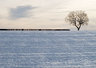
(0, 0), (96, 30)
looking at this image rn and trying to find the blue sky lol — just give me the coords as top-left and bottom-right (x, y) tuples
(0, 0), (96, 30)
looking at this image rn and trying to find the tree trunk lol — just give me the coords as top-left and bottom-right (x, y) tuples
(77, 27), (80, 31)
(75, 24), (81, 31)
(78, 24), (81, 31)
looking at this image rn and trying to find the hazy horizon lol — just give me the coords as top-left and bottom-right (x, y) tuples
(0, 0), (96, 30)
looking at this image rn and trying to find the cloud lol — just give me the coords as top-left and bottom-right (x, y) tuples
(0, 16), (2, 19)
(9, 5), (36, 20)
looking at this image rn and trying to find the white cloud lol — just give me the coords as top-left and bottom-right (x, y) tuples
(0, 0), (96, 30)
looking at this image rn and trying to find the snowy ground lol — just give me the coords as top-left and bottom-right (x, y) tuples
(0, 31), (96, 68)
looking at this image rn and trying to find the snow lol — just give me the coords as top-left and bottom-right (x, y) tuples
(0, 31), (96, 68)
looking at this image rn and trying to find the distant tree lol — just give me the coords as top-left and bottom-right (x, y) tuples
(65, 10), (89, 31)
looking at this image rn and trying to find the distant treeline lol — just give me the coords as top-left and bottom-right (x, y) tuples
(0, 29), (70, 31)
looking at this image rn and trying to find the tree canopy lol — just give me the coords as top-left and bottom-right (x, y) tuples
(65, 10), (89, 31)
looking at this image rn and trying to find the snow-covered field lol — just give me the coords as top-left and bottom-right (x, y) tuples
(0, 31), (96, 68)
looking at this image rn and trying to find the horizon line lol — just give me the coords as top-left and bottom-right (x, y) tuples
(0, 29), (70, 31)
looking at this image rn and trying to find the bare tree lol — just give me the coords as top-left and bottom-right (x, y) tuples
(65, 10), (89, 31)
